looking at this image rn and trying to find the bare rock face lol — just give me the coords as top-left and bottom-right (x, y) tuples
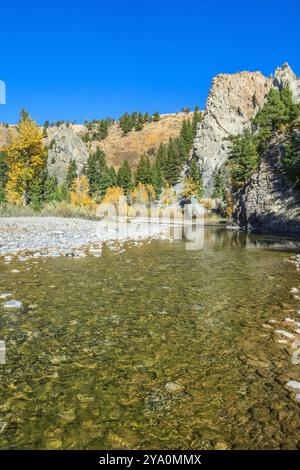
(193, 71), (272, 196)
(233, 130), (300, 236)
(273, 62), (300, 102)
(46, 125), (89, 183)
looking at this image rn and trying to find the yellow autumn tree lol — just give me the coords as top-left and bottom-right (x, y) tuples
(131, 182), (149, 204)
(5, 112), (47, 205)
(181, 177), (200, 200)
(131, 182), (156, 204)
(160, 182), (177, 206)
(70, 175), (96, 209)
(101, 186), (124, 206)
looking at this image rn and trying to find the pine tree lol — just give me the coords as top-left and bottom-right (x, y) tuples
(164, 138), (182, 185)
(43, 175), (59, 203)
(66, 160), (78, 191)
(212, 169), (226, 199)
(253, 88), (300, 151)
(153, 111), (160, 122)
(135, 112), (144, 131)
(151, 160), (164, 195)
(135, 155), (153, 185)
(228, 129), (259, 190)
(86, 149), (106, 194)
(108, 166), (117, 187)
(189, 159), (203, 197)
(282, 126), (300, 188)
(192, 105), (202, 136)
(180, 119), (194, 152)
(155, 142), (168, 175)
(117, 160), (133, 193)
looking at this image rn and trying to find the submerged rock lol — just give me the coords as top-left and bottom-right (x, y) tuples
(164, 382), (185, 394)
(0, 293), (12, 300)
(286, 380), (300, 390)
(274, 330), (296, 340)
(3, 300), (22, 309)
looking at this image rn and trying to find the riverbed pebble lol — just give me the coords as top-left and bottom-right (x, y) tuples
(274, 330), (296, 340)
(0, 293), (12, 300)
(3, 300), (22, 309)
(286, 381), (300, 390)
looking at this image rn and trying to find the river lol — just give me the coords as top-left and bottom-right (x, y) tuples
(0, 226), (300, 449)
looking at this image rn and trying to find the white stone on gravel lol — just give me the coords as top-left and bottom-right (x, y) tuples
(274, 330), (296, 339)
(0, 293), (12, 300)
(287, 380), (300, 390)
(3, 300), (22, 309)
(11, 269), (20, 273)
(290, 287), (299, 294)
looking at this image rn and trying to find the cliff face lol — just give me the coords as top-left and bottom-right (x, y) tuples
(233, 130), (300, 236)
(46, 125), (89, 183)
(193, 72), (272, 196)
(192, 63), (300, 197)
(273, 62), (300, 102)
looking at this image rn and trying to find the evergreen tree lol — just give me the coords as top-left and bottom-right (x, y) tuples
(117, 160), (134, 193)
(189, 159), (203, 197)
(253, 88), (300, 151)
(228, 129), (259, 190)
(19, 107), (30, 123)
(153, 111), (160, 122)
(86, 149), (106, 194)
(135, 112), (144, 131)
(192, 105), (202, 135)
(151, 160), (164, 196)
(212, 169), (226, 199)
(108, 166), (117, 187)
(119, 112), (132, 134)
(66, 160), (78, 190)
(282, 126), (300, 188)
(164, 138), (182, 185)
(135, 155), (153, 185)
(155, 142), (168, 175)
(43, 175), (59, 203)
(180, 119), (194, 152)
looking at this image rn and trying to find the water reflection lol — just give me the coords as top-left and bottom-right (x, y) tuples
(183, 225), (300, 252)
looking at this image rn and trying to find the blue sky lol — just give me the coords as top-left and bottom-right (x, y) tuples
(0, 0), (299, 124)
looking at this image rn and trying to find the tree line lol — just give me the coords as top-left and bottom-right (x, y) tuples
(227, 87), (300, 191)
(0, 106), (203, 211)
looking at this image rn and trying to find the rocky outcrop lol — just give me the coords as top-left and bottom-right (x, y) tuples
(46, 125), (89, 183)
(273, 62), (300, 102)
(233, 131), (300, 236)
(193, 71), (272, 196)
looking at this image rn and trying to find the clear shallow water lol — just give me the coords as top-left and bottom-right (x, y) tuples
(1, 227), (300, 450)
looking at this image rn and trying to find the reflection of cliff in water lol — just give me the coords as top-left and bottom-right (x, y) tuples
(182, 225), (300, 252)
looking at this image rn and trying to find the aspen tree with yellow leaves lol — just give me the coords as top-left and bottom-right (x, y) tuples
(70, 176), (96, 209)
(5, 111), (47, 205)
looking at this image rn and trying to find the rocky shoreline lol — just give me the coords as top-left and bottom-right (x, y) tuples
(0, 216), (169, 258)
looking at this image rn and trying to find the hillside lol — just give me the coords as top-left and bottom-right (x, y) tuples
(71, 111), (193, 169)
(1, 111), (193, 176)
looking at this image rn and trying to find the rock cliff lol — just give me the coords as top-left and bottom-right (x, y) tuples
(273, 62), (300, 102)
(192, 72), (272, 196)
(233, 129), (300, 236)
(46, 125), (89, 183)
